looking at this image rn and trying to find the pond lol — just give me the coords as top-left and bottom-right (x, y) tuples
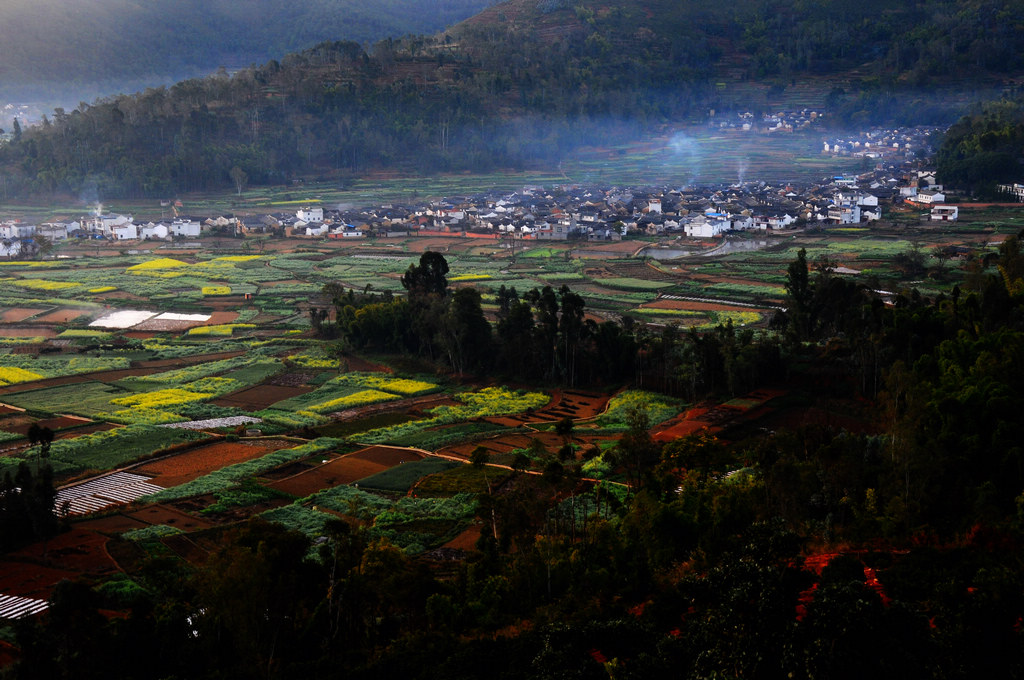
(640, 237), (771, 260)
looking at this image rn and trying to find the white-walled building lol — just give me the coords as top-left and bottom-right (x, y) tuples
(170, 220), (201, 237)
(296, 207), (324, 223)
(931, 205), (959, 221)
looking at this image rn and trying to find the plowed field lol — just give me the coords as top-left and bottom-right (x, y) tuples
(134, 439), (292, 486)
(269, 446), (424, 496)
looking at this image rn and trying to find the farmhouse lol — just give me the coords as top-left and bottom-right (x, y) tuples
(930, 205), (959, 221)
(915, 190), (945, 204)
(296, 207), (324, 223)
(684, 212), (730, 238)
(170, 220), (201, 238)
(0, 222), (35, 239)
(998, 183), (1024, 202)
(111, 223), (139, 240)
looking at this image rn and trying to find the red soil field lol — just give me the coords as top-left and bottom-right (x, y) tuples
(0, 326), (56, 337)
(0, 561), (80, 599)
(55, 423), (118, 439)
(34, 308), (91, 323)
(0, 414), (33, 429)
(76, 514), (150, 533)
(343, 354), (392, 373)
(0, 308), (45, 322)
(93, 291), (147, 301)
(351, 445), (426, 466)
(124, 504), (213, 531)
(652, 388), (789, 442)
(134, 439), (293, 487)
(406, 237), (463, 253)
(9, 527), (119, 575)
(442, 525), (482, 551)
(213, 383), (312, 409)
(269, 456), (385, 496)
(439, 432), (564, 459)
(1, 415), (93, 435)
(268, 446), (424, 496)
(207, 311), (240, 324)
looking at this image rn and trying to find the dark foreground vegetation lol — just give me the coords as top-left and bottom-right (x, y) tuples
(6, 238), (1024, 679)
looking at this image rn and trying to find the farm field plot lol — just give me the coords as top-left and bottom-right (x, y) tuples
(7, 526), (120, 577)
(267, 446), (426, 496)
(0, 309), (46, 322)
(0, 561), (82, 600)
(124, 504), (214, 532)
(134, 439), (295, 487)
(55, 471), (165, 516)
(0, 327), (54, 338)
(2, 381), (133, 416)
(213, 384), (313, 410)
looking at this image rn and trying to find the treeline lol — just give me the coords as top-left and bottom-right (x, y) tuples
(2, 0), (1023, 198)
(322, 252), (783, 393)
(936, 94), (1024, 196)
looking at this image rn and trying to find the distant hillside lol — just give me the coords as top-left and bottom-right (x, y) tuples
(936, 95), (1024, 196)
(1, 0), (1023, 199)
(0, 0), (496, 101)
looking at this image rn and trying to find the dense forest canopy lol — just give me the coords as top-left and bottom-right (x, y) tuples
(1, 0), (1023, 199)
(936, 95), (1024, 195)
(0, 0), (498, 102)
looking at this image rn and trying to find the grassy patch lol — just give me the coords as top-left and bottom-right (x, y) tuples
(2, 381), (130, 415)
(356, 458), (461, 492)
(414, 464), (512, 496)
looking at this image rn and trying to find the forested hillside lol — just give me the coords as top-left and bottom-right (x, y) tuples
(0, 0), (496, 100)
(2, 0), (1023, 198)
(936, 95), (1024, 196)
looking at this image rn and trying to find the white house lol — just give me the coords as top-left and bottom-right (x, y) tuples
(998, 183), (1024, 201)
(91, 214), (132, 235)
(296, 207), (324, 223)
(916, 190), (945, 204)
(931, 205), (959, 221)
(828, 203), (861, 224)
(536, 223), (571, 240)
(837, 191), (879, 208)
(37, 224), (69, 240)
(0, 240), (22, 257)
(731, 215), (754, 231)
(170, 220), (201, 237)
(0, 223), (35, 239)
(111, 223), (139, 240)
(684, 213), (730, 238)
(140, 223), (170, 240)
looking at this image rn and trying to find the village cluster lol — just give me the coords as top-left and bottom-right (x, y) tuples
(0, 160), (965, 258)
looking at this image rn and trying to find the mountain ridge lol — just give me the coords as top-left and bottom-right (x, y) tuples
(0, 0), (498, 102)
(2, 0), (1023, 199)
